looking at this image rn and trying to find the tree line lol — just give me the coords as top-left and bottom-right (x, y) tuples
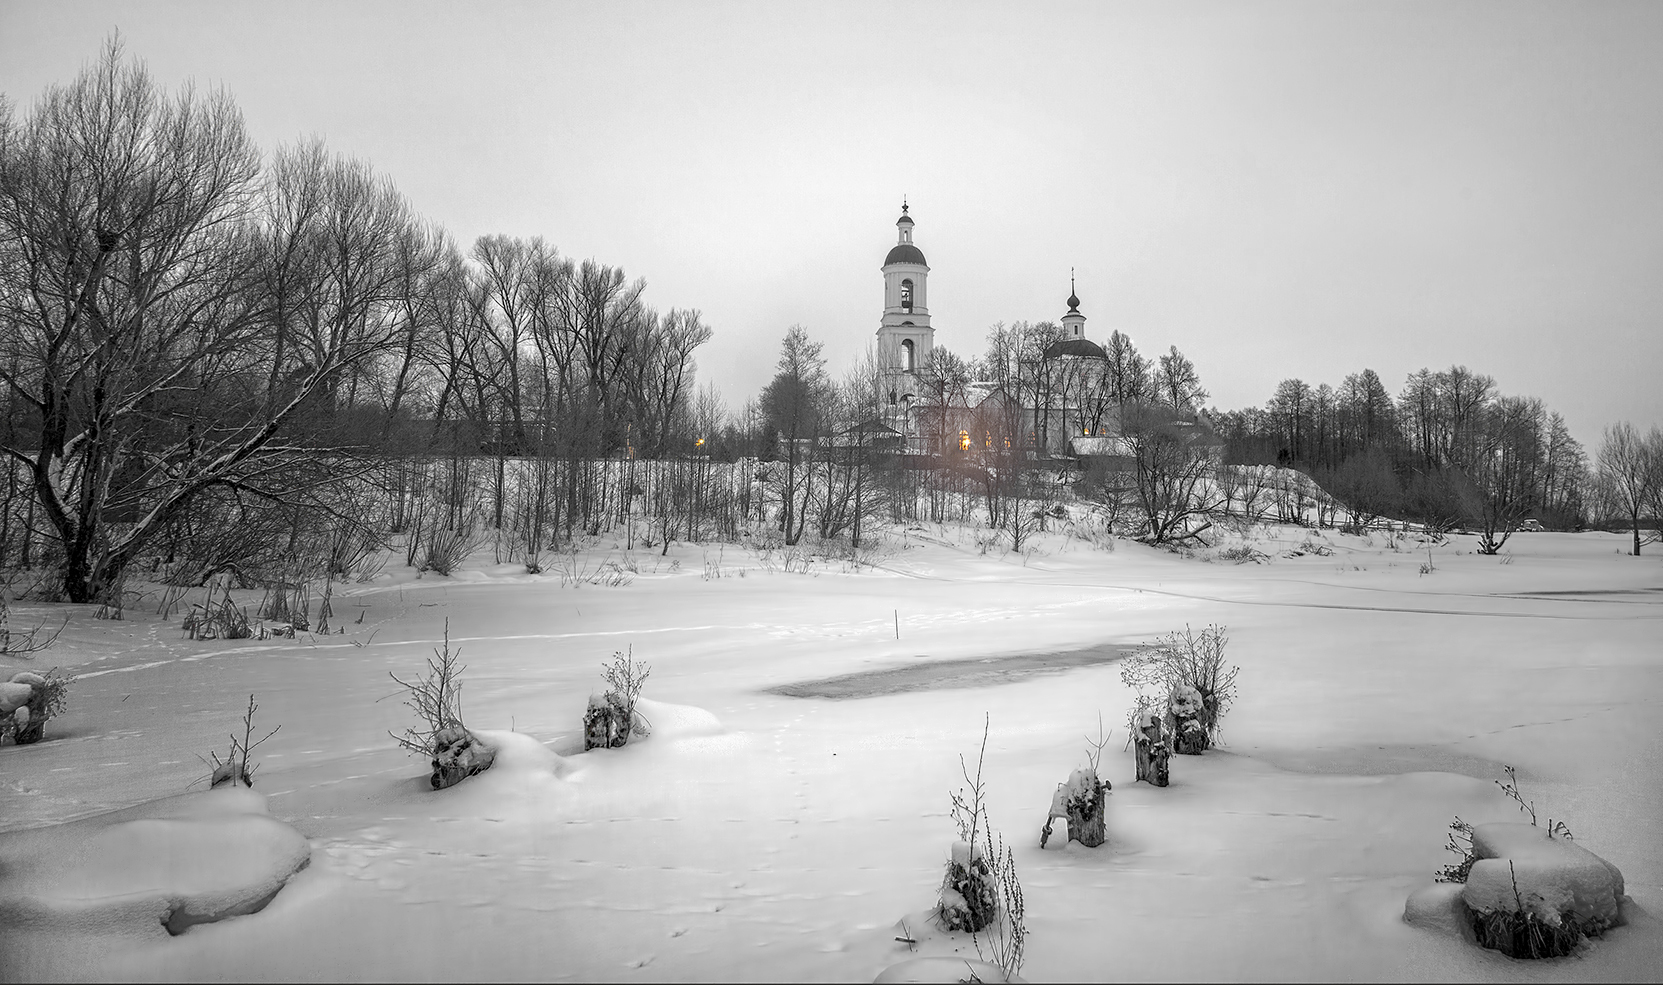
(1210, 366), (1591, 541)
(0, 41), (710, 601)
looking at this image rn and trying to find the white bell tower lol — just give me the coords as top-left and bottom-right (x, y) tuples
(876, 202), (935, 410)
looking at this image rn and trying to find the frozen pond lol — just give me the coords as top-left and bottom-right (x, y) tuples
(1, 525), (1659, 982)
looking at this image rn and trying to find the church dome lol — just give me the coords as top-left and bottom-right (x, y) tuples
(1042, 338), (1107, 360)
(1066, 291), (1081, 313)
(884, 243), (928, 266)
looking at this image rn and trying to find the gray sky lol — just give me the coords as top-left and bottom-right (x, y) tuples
(3, 1), (1660, 447)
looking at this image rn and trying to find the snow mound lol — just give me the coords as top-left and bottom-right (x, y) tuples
(1463, 822), (1626, 931)
(1404, 822), (1628, 946)
(0, 786), (310, 938)
(1403, 881), (1473, 940)
(463, 728), (569, 782)
(631, 697), (723, 740)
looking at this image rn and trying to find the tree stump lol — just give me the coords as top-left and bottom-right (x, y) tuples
(1170, 684), (1209, 755)
(11, 706), (43, 745)
(429, 727), (495, 789)
(1042, 768), (1111, 848)
(583, 692), (633, 751)
(1134, 713), (1171, 786)
(937, 840), (997, 932)
(3, 676), (50, 745)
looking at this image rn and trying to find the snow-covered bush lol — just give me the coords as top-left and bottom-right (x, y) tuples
(584, 647), (651, 750)
(1121, 624), (1237, 754)
(387, 620), (495, 788)
(0, 667), (72, 745)
(939, 716), (998, 934)
(937, 718), (1028, 981)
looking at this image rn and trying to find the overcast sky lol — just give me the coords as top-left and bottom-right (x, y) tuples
(3, 1), (1660, 447)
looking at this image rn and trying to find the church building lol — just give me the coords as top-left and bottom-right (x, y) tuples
(873, 204), (1099, 457)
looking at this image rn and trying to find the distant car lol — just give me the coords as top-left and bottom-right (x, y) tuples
(1516, 519), (1545, 532)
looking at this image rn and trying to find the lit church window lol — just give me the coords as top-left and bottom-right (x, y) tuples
(901, 338), (915, 372)
(900, 279), (913, 311)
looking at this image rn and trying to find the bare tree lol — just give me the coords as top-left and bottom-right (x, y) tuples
(1597, 422), (1658, 556)
(1121, 403), (1225, 545)
(1154, 345), (1208, 410)
(0, 43), (415, 601)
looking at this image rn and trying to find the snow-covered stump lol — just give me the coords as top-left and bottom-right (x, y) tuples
(429, 726), (495, 790)
(1133, 712), (1171, 786)
(1170, 683), (1208, 755)
(583, 691), (634, 750)
(1405, 822), (1628, 959)
(1041, 769), (1111, 848)
(1466, 823), (1626, 957)
(937, 840), (997, 933)
(1, 671), (67, 746)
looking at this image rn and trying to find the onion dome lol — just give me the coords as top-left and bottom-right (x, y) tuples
(885, 243), (928, 265)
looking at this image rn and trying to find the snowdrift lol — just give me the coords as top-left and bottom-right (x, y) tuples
(0, 785), (311, 943)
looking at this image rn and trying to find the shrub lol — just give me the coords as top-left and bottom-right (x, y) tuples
(0, 595), (66, 656)
(1471, 861), (1584, 959)
(1435, 816), (1478, 884)
(940, 716), (996, 933)
(1120, 624), (1238, 752)
(420, 526), (481, 576)
(200, 694), (279, 788)
(936, 715), (1027, 980)
(977, 834), (1027, 982)
(584, 647), (651, 750)
(386, 620), (494, 789)
(387, 620), (468, 756)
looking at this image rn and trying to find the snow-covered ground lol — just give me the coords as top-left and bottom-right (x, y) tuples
(1, 524), (1659, 981)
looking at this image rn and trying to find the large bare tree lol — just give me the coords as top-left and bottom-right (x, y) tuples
(0, 42), (405, 600)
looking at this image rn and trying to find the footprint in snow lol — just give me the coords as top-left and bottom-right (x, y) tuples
(627, 955), (655, 969)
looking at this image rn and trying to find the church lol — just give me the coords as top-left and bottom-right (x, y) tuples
(870, 204), (1120, 460)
